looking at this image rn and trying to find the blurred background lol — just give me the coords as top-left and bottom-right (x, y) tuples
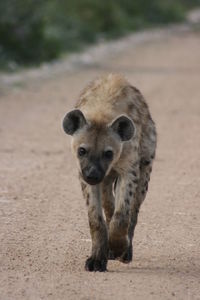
(0, 0), (200, 71)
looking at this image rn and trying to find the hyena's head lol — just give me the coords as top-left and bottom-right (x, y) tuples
(63, 109), (135, 185)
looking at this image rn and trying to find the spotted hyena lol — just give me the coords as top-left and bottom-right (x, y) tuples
(63, 74), (156, 272)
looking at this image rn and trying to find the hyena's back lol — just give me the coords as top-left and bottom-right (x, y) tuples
(76, 74), (147, 121)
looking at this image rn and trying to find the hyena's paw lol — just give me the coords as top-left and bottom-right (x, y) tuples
(108, 244), (132, 263)
(85, 256), (107, 272)
(118, 244), (133, 264)
(109, 236), (128, 259)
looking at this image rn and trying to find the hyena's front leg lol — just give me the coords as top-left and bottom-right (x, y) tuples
(81, 181), (108, 272)
(109, 166), (139, 263)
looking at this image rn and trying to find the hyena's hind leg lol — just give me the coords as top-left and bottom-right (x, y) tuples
(125, 121), (157, 263)
(125, 156), (154, 262)
(114, 162), (140, 263)
(108, 163), (140, 262)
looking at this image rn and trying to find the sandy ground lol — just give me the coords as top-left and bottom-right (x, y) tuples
(0, 27), (200, 300)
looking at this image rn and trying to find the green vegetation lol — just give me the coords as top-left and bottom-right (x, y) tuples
(0, 0), (199, 70)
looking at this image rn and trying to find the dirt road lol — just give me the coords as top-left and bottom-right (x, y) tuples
(0, 28), (200, 300)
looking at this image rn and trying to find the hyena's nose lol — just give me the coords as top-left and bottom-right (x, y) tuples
(84, 166), (103, 185)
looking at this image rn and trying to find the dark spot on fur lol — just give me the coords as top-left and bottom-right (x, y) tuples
(135, 207), (139, 214)
(132, 170), (137, 177)
(151, 153), (155, 159)
(129, 191), (133, 197)
(141, 159), (151, 166)
(128, 183), (132, 188)
(141, 190), (145, 195)
(125, 198), (130, 205)
(98, 215), (103, 223)
(133, 179), (139, 184)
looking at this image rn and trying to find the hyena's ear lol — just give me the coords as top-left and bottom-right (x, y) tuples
(63, 109), (87, 135)
(109, 115), (136, 141)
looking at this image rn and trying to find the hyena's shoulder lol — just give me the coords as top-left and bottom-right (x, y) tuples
(75, 73), (149, 125)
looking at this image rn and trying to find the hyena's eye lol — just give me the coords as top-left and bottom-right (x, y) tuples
(103, 150), (113, 160)
(78, 147), (87, 157)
